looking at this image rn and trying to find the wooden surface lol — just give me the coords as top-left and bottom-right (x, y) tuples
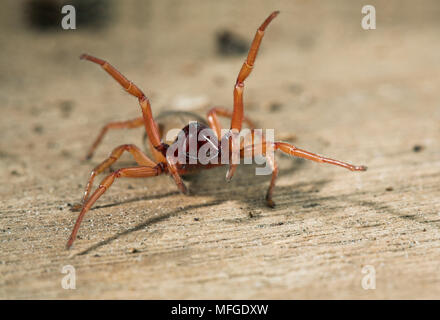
(1, 0), (440, 299)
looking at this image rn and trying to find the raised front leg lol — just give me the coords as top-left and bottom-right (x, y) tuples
(230, 11), (279, 132)
(227, 11), (279, 181)
(80, 54), (165, 163)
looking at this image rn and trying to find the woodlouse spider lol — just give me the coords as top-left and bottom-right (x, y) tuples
(67, 11), (367, 249)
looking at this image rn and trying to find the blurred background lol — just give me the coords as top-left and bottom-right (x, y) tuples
(1, 0), (440, 299)
(1, 0), (440, 156)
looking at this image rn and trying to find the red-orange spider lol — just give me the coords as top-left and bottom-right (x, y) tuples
(67, 11), (367, 249)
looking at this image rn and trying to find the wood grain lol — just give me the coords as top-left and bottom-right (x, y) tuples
(1, 0), (440, 299)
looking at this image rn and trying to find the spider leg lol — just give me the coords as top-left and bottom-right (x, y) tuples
(242, 141), (367, 207)
(81, 144), (157, 206)
(230, 11), (279, 132)
(85, 117), (144, 160)
(228, 11), (279, 181)
(206, 107), (262, 180)
(205, 110), (265, 183)
(274, 142), (367, 171)
(207, 107), (256, 138)
(80, 54), (165, 163)
(67, 165), (162, 249)
(238, 131), (274, 206)
(264, 152), (278, 208)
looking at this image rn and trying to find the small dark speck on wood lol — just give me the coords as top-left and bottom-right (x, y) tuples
(33, 125), (44, 134)
(302, 203), (319, 209)
(270, 102), (283, 112)
(59, 100), (74, 118)
(216, 30), (248, 56)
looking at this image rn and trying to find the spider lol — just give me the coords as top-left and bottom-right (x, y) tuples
(66, 11), (367, 249)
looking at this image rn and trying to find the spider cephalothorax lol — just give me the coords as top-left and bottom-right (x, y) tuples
(67, 11), (366, 248)
(168, 121), (221, 166)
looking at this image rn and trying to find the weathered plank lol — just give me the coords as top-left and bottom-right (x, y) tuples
(1, 0), (440, 299)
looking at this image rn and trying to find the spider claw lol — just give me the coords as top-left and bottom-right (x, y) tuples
(226, 165), (237, 182)
(66, 233), (76, 249)
(70, 203), (83, 212)
(266, 198), (276, 208)
(179, 182), (189, 195)
(259, 10), (280, 31)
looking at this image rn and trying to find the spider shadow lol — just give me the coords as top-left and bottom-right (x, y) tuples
(350, 198), (440, 233)
(90, 190), (180, 211)
(185, 157), (326, 209)
(87, 156), (308, 211)
(75, 199), (225, 255)
(73, 157), (332, 255)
